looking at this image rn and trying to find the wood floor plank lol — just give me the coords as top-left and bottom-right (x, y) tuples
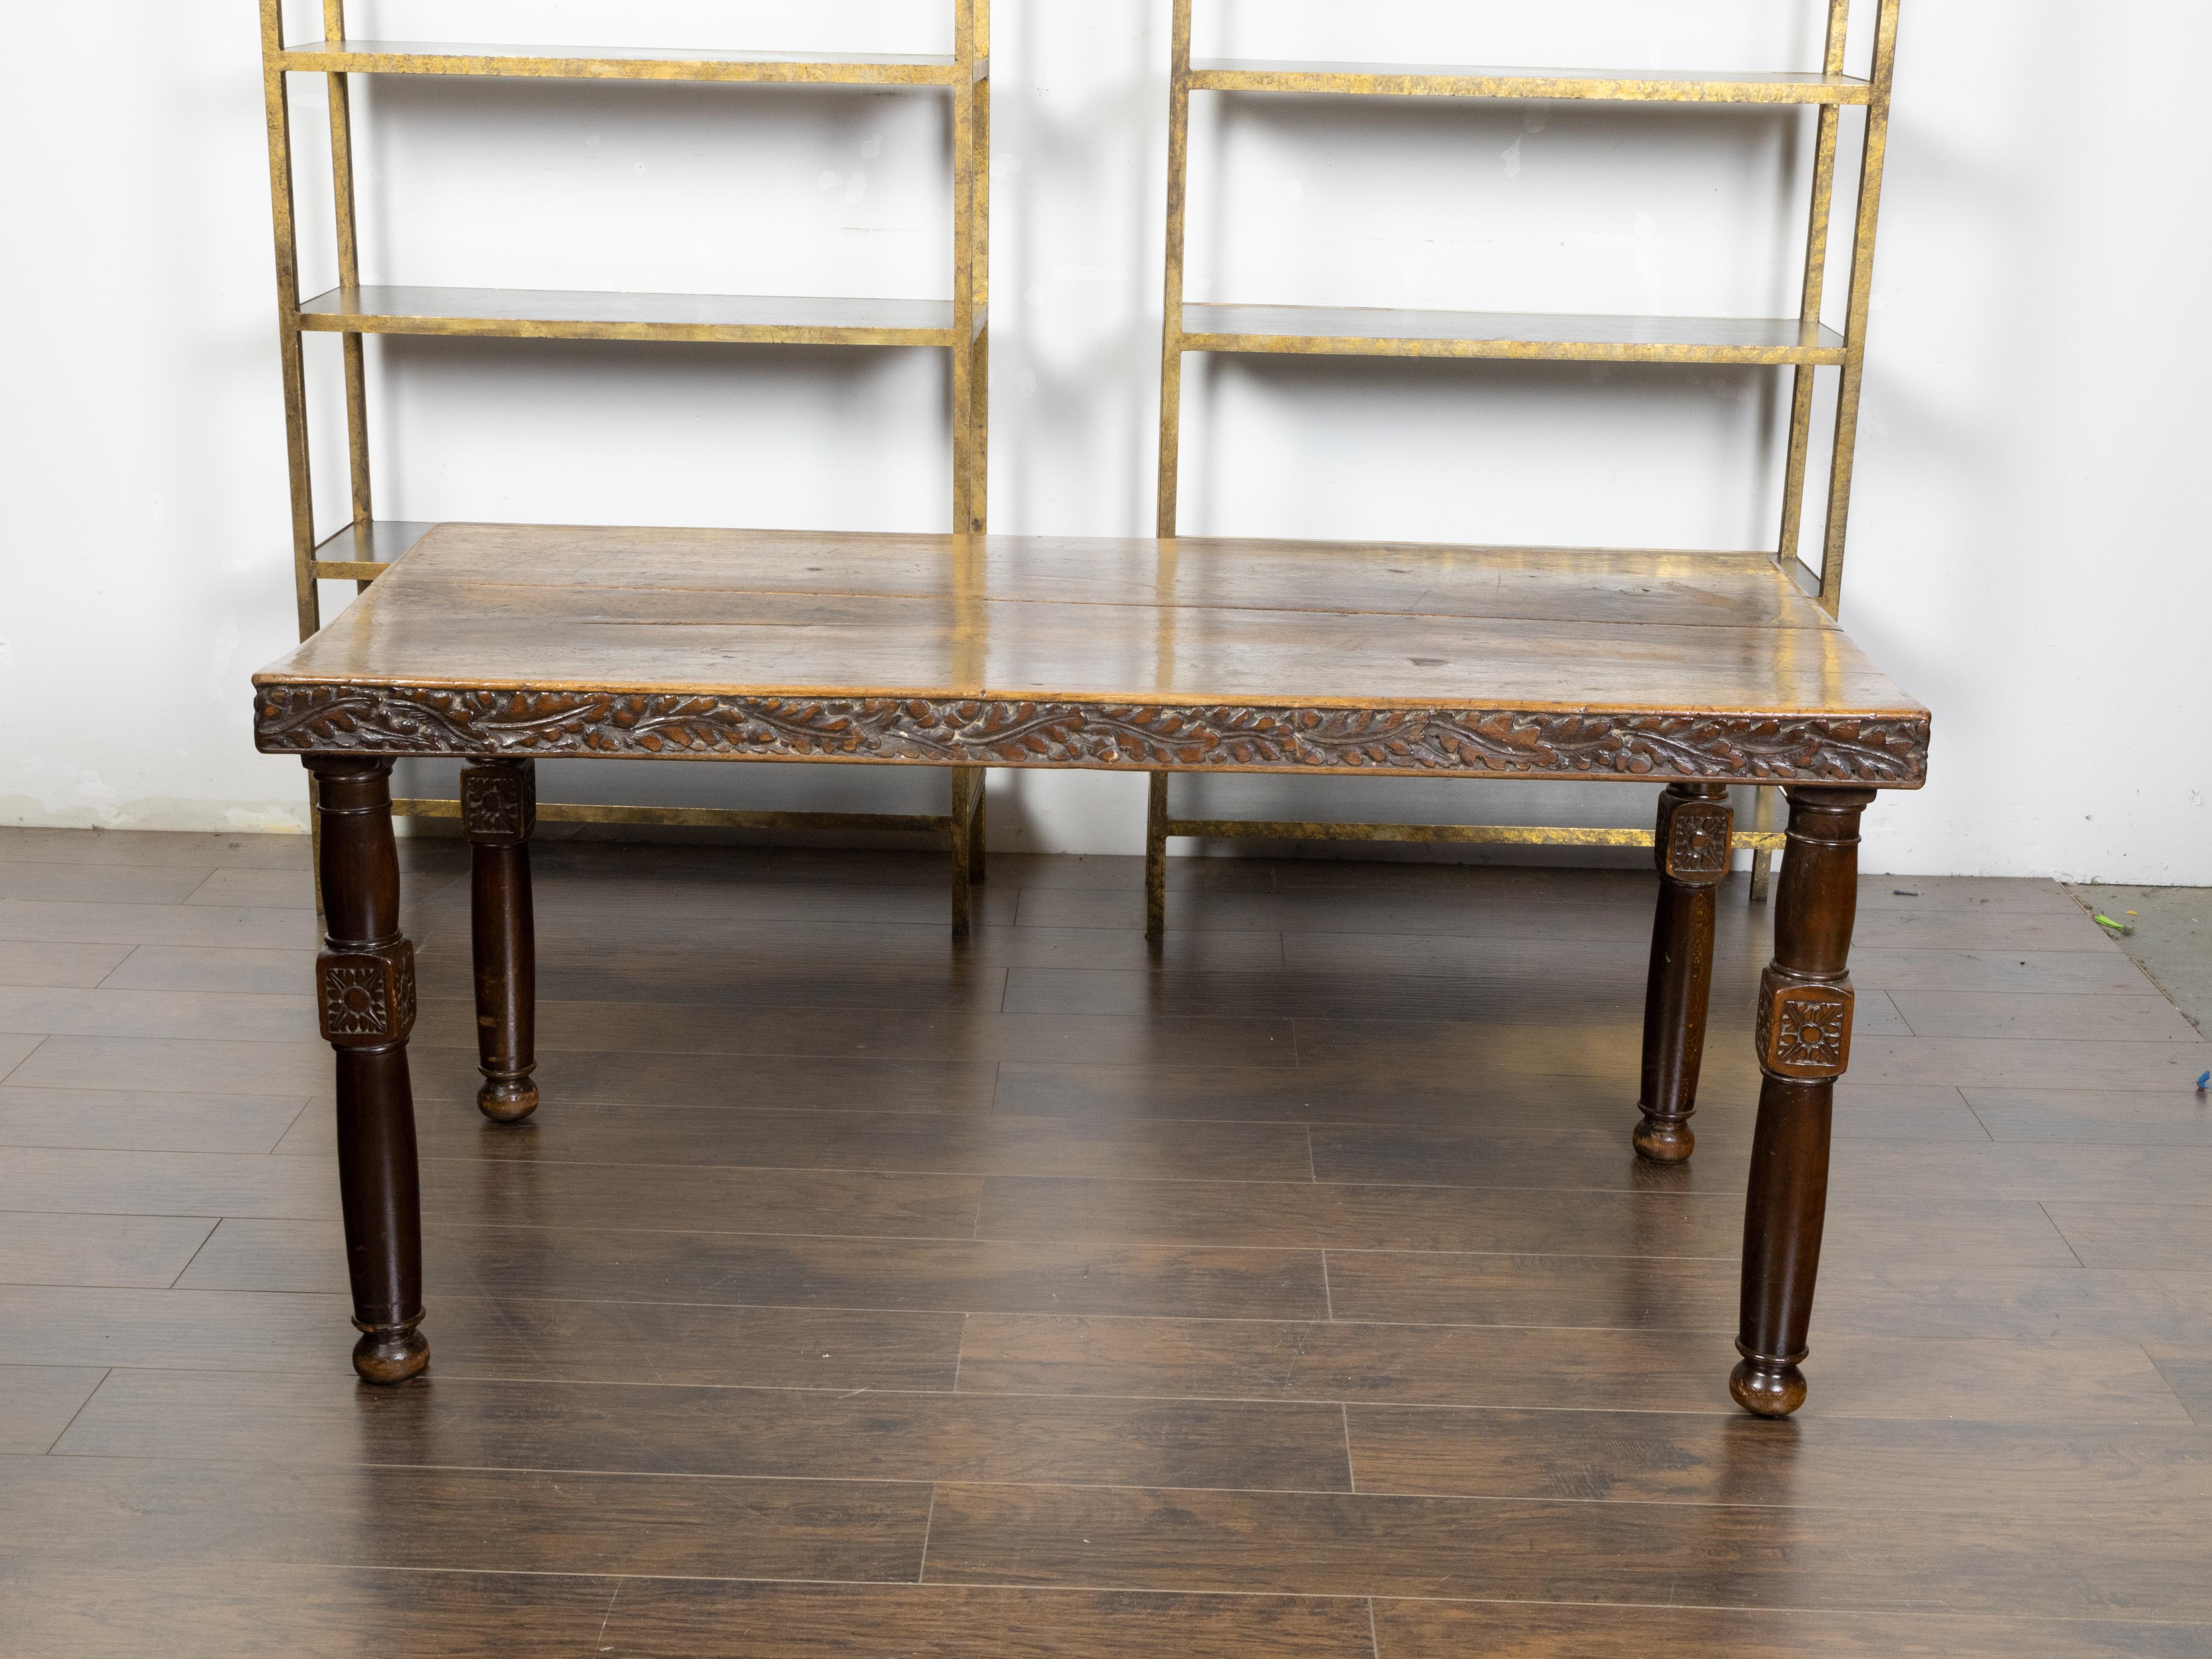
(0, 837), (2201, 1648)
(1321, 1245), (2212, 1344)
(1851, 876), (2091, 915)
(2145, 1345), (2212, 1423)
(530, 959), (1009, 1013)
(7, 1454), (933, 1581)
(404, 997), (1297, 1070)
(3, 1035), (332, 1097)
(1036, 890), (2122, 952)
(1024, 888), (1672, 941)
(1343, 1405), (2212, 1507)
(0, 896), (320, 948)
(953, 1314), (2192, 1423)
(1290, 1017), (1777, 1083)
(196, 1162), (986, 1255)
(1813, 1264), (2212, 1344)
(447, 916), (1288, 973)
(1844, 1036), (2210, 1092)
(180, 1219), (1329, 1319)
(0, 827), (312, 869)
(1005, 957), (1679, 1022)
(1309, 1124), (1739, 1193)
(418, 1153), (988, 1237)
(0, 1364), (108, 1453)
(1280, 927), (1761, 977)
(917, 1482), (2212, 1618)
(1890, 989), (2203, 1043)
(0, 940), (135, 989)
(395, 1045), (1000, 1114)
(58, 1368), (1354, 1492)
(1846, 946), (2166, 995)
(1965, 1087), (2212, 1145)
(0, 986), (319, 1042)
(478, 880), (1025, 935)
(0, 1211), (215, 1287)
(1323, 1248), (1738, 1328)
(0, 1563), (612, 1659)
(602, 1581), (1379, 1659)
(0, 1032), (43, 1079)
(1830, 1141), (2212, 1205)
(0, 1283), (966, 1390)
(1372, 1600), (2212, 1659)
(0, 861), (221, 905)
(0, 1087), (310, 1153)
(978, 1177), (1743, 1255)
(973, 1177), (2069, 1266)
(0, 1284), (364, 1371)
(379, 1102), (1319, 1184)
(183, 868), (322, 909)
(0, 1146), (337, 1219)
(988, 1061), (1965, 1144)
(2043, 1203), (2212, 1271)
(96, 945), (320, 996)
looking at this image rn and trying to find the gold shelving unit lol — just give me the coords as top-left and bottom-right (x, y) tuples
(259, 1), (993, 930)
(1150, 1), (1899, 909)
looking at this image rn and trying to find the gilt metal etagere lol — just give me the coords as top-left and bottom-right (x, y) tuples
(259, 0), (994, 931)
(1147, 0), (1899, 921)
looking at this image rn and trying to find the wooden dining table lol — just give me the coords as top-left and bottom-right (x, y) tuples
(251, 523), (1929, 1417)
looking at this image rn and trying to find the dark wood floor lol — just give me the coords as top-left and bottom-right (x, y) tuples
(3, 823), (2211, 1656)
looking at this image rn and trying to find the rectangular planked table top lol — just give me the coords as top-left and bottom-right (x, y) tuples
(252, 524), (1929, 786)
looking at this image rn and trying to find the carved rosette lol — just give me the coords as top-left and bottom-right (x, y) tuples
(1756, 967), (1853, 1081)
(254, 684), (1930, 786)
(461, 760), (536, 848)
(1656, 790), (1734, 885)
(317, 941), (418, 1047)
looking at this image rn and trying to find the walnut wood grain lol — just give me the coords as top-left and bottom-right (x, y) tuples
(251, 525), (1929, 786)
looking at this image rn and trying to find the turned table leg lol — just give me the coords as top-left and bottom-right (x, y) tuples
(1144, 771), (1169, 946)
(307, 756), (428, 1384)
(1731, 784), (1874, 1418)
(1634, 782), (1733, 1162)
(462, 759), (539, 1122)
(950, 766), (984, 941)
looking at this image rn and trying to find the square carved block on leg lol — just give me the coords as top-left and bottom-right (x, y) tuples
(317, 942), (418, 1047)
(1756, 968), (1854, 1081)
(1657, 791), (1734, 885)
(461, 760), (536, 848)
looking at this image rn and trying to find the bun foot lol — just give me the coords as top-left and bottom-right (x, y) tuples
(353, 1326), (429, 1385)
(1729, 1355), (1807, 1418)
(477, 1077), (539, 1123)
(1634, 1115), (1694, 1164)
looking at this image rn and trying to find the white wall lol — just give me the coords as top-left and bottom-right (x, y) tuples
(3, 1), (2207, 880)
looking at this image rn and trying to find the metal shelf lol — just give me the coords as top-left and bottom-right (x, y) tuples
(274, 40), (982, 86)
(1160, 816), (1790, 854)
(264, 1), (995, 931)
(1189, 58), (1871, 105)
(309, 519), (435, 583)
(1177, 304), (1846, 366)
(1151, 0), (1902, 913)
(296, 286), (978, 348)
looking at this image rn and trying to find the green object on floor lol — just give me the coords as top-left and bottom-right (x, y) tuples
(2093, 913), (2136, 937)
